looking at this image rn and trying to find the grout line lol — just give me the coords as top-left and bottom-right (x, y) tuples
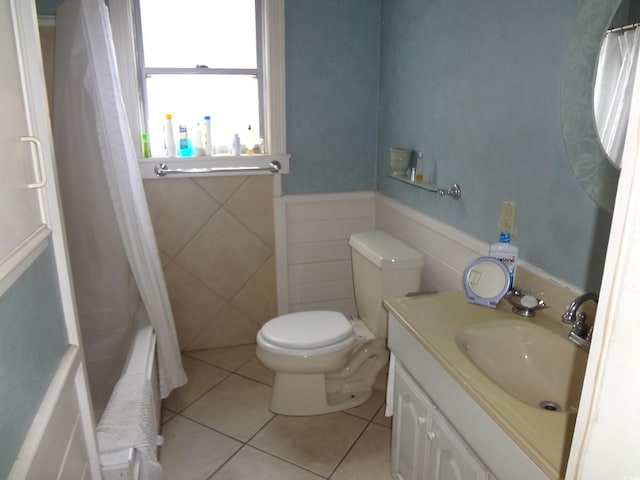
(161, 356), (391, 479)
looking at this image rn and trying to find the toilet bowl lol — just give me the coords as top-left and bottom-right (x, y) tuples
(256, 230), (423, 416)
(256, 312), (389, 415)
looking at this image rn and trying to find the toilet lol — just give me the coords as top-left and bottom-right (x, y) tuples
(256, 230), (423, 415)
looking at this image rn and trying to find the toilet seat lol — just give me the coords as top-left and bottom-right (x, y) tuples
(258, 311), (356, 356)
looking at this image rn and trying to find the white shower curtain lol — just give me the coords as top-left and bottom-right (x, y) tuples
(594, 27), (640, 168)
(53, 0), (186, 402)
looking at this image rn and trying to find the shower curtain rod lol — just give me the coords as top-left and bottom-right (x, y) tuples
(608, 22), (640, 33)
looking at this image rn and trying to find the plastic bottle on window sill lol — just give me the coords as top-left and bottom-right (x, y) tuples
(231, 133), (241, 156)
(141, 133), (151, 158)
(203, 116), (212, 155)
(163, 114), (176, 157)
(178, 124), (193, 157)
(246, 125), (257, 154)
(194, 122), (206, 156)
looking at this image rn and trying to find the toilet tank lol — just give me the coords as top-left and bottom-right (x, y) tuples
(349, 230), (423, 338)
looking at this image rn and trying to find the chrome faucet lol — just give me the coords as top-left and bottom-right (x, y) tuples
(562, 292), (598, 352)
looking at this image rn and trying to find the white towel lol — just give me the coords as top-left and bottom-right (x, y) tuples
(97, 373), (162, 480)
(385, 353), (396, 417)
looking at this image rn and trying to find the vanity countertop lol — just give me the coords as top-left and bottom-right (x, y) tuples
(384, 291), (581, 480)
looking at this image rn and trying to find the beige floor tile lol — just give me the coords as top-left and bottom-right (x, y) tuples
(330, 423), (393, 480)
(186, 344), (257, 371)
(211, 445), (324, 480)
(345, 372), (388, 420)
(372, 404), (392, 428)
(182, 374), (275, 442)
(163, 356), (230, 412)
(161, 407), (176, 424)
(236, 356), (274, 385)
(159, 415), (241, 480)
(249, 412), (368, 477)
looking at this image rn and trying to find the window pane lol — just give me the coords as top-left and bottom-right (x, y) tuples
(145, 74), (261, 156)
(139, 0), (257, 69)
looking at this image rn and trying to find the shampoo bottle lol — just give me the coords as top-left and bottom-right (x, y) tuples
(489, 232), (518, 290)
(163, 113), (176, 157)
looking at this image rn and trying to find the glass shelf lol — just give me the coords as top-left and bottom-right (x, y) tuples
(387, 174), (461, 199)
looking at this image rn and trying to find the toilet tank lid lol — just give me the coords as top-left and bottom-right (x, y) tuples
(349, 230), (423, 268)
(261, 311), (354, 349)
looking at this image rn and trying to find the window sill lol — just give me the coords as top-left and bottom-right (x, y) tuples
(139, 153), (290, 179)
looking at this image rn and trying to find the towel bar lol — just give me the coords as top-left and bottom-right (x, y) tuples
(154, 160), (281, 177)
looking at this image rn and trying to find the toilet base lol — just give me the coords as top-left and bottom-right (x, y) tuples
(269, 371), (374, 416)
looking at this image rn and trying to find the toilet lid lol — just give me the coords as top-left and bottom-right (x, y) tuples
(261, 311), (354, 349)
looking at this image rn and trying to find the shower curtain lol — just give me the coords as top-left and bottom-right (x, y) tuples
(594, 27), (640, 168)
(53, 0), (186, 412)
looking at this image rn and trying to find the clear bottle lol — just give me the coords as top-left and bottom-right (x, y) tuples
(163, 113), (176, 157)
(203, 116), (212, 155)
(231, 133), (241, 156)
(194, 122), (206, 156)
(415, 152), (424, 182)
(246, 124), (257, 154)
(489, 232), (518, 289)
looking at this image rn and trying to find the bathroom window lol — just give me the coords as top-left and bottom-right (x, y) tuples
(135, 0), (262, 156)
(109, 0), (286, 162)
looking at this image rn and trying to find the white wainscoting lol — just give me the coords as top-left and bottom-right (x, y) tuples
(275, 192), (580, 316)
(275, 191), (376, 315)
(374, 195), (488, 293)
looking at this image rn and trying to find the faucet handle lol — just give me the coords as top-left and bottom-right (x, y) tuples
(571, 312), (590, 336)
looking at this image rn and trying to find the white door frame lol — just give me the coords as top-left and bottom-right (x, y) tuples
(566, 36), (640, 479)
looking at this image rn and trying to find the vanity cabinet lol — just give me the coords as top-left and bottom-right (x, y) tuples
(387, 312), (549, 480)
(392, 361), (494, 480)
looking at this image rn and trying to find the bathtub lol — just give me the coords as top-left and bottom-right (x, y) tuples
(98, 324), (161, 480)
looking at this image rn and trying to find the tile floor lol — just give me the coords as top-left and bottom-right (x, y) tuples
(159, 345), (394, 480)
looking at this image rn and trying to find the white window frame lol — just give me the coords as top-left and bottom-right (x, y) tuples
(108, 0), (289, 182)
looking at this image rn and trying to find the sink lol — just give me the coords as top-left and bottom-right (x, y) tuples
(455, 319), (588, 412)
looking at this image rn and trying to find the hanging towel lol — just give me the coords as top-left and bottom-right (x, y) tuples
(385, 353), (396, 417)
(97, 373), (162, 480)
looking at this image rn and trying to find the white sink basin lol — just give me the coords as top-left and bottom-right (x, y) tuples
(455, 319), (588, 412)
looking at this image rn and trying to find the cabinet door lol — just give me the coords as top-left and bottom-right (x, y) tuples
(0, 0), (48, 283)
(427, 410), (492, 480)
(391, 363), (433, 480)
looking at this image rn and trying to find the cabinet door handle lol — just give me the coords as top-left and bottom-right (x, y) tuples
(21, 136), (47, 189)
(418, 416), (427, 425)
(427, 431), (436, 440)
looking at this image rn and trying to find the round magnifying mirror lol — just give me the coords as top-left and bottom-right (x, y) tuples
(593, 0), (640, 169)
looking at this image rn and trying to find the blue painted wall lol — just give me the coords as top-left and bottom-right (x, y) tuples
(283, 0), (381, 194)
(36, 0), (63, 15)
(284, 0), (612, 291)
(0, 245), (68, 479)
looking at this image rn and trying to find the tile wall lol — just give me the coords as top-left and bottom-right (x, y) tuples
(144, 176), (277, 351)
